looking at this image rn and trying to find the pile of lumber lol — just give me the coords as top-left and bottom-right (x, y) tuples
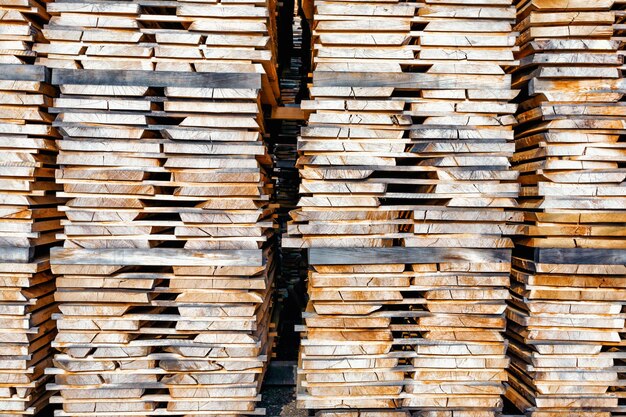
(613, 4), (626, 414)
(46, 66), (276, 416)
(34, 0), (279, 105)
(0, 0), (60, 415)
(37, 0), (280, 414)
(506, 1), (626, 416)
(284, 0), (519, 414)
(0, 0), (48, 65)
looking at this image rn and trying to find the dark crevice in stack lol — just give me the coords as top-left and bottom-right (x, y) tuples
(269, 7), (308, 362)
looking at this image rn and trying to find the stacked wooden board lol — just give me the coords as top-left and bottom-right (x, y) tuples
(284, 0), (520, 414)
(0, 0), (48, 65)
(614, 4), (626, 415)
(506, 1), (626, 416)
(34, 0), (280, 105)
(37, 0), (281, 413)
(45, 66), (276, 416)
(0, 0), (61, 415)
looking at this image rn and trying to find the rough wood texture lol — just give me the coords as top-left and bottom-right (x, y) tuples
(33, 0), (280, 105)
(283, 0), (519, 414)
(0, 0), (60, 415)
(505, 1), (626, 416)
(44, 66), (277, 416)
(615, 6), (626, 417)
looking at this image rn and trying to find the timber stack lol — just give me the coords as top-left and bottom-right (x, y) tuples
(39, 0), (279, 416)
(0, 0), (61, 415)
(614, 3), (626, 415)
(35, 0), (279, 105)
(506, 1), (626, 416)
(284, 0), (519, 415)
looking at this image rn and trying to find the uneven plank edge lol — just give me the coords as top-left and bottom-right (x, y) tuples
(308, 247), (512, 265)
(520, 247), (626, 265)
(0, 63), (49, 82)
(50, 247), (264, 266)
(51, 69), (262, 89)
(313, 71), (511, 89)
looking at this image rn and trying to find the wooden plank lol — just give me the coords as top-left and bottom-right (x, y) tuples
(51, 68), (262, 89)
(0, 63), (49, 82)
(314, 71), (511, 90)
(308, 247), (512, 265)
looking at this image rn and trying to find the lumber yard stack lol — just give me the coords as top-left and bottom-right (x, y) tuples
(284, 0), (520, 415)
(614, 4), (626, 415)
(46, 67), (275, 417)
(39, 0), (279, 416)
(506, 1), (626, 416)
(34, 0), (279, 105)
(0, 0), (61, 415)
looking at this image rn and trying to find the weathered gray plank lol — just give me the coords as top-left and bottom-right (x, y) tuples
(313, 71), (511, 90)
(51, 69), (262, 89)
(308, 247), (511, 265)
(0, 64), (49, 82)
(51, 248), (264, 267)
